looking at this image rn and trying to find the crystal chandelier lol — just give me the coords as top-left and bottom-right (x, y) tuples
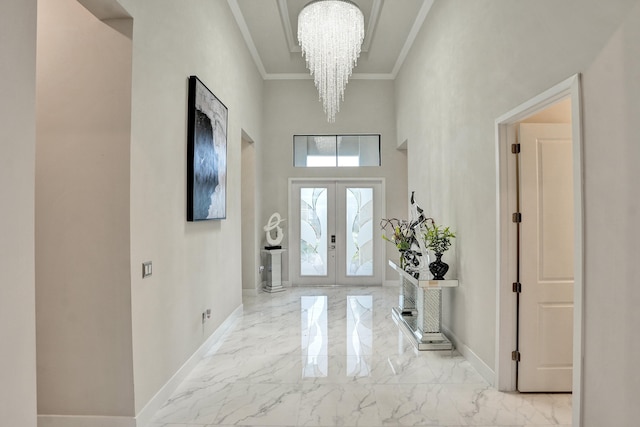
(298, 0), (365, 123)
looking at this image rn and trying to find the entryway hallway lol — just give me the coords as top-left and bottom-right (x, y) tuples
(149, 286), (571, 426)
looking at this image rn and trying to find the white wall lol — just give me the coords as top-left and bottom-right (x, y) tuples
(261, 79), (408, 282)
(0, 1), (38, 426)
(241, 136), (258, 291)
(395, 0), (639, 378)
(36, 0), (134, 417)
(118, 0), (264, 413)
(581, 2), (640, 424)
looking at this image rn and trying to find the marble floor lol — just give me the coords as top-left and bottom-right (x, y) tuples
(149, 286), (571, 427)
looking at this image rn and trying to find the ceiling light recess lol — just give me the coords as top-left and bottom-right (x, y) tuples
(298, 0), (365, 123)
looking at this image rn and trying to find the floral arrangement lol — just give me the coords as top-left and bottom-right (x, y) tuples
(380, 218), (414, 251)
(380, 192), (435, 273)
(380, 217), (421, 271)
(423, 223), (456, 254)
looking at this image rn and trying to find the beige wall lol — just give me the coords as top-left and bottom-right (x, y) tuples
(118, 0), (264, 413)
(36, 0), (134, 416)
(522, 98), (571, 123)
(581, 2), (640, 424)
(0, 0), (38, 425)
(34, 0), (263, 419)
(395, 0), (639, 387)
(261, 79), (408, 283)
(396, 0), (640, 422)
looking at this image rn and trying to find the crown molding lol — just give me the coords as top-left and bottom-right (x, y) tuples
(263, 72), (394, 80)
(362, 0), (383, 53)
(227, 0), (268, 79)
(277, 0), (301, 53)
(391, 0), (434, 78)
(264, 73), (312, 81)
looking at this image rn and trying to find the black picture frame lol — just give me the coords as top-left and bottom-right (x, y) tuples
(187, 76), (228, 221)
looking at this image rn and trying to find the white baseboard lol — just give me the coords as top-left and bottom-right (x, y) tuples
(243, 287), (258, 296)
(258, 280), (291, 292)
(38, 305), (242, 427)
(38, 415), (135, 427)
(442, 325), (496, 386)
(134, 304), (243, 427)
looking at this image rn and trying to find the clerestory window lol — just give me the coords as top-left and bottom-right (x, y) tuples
(293, 134), (381, 167)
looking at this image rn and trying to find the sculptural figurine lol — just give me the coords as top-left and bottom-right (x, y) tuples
(264, 212), (286, 248)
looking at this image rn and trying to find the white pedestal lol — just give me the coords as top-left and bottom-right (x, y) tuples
(262, 249), (286, 293)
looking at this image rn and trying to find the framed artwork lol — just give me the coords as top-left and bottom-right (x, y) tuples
(187, 75), (228, 221)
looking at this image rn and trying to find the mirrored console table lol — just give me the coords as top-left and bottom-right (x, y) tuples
(262, 249), (286, 293)
(389, 260), (458, 350)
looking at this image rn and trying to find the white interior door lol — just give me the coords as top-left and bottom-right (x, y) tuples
(518, 123), (574, 392)
(291, 180), (383, 286)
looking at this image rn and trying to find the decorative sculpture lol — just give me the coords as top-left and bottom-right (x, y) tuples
(380, 192), (433, 277)
(409, 192), (432, 270)
(264, 212), (286, 249)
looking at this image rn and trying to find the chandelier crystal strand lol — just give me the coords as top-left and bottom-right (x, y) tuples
(298, 0), (364, 123)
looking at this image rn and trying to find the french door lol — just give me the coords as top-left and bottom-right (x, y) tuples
(290, 179), (383, 286)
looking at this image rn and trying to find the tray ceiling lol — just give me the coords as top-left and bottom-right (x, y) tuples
(228, 0), (434, 79)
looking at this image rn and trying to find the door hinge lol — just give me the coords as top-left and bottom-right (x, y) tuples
(512, 350), (521, 362)
(512, 212), (522, 223)
(511, 143), (521, 154)
(512, 282), (522, 293)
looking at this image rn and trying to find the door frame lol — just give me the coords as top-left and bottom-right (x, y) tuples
(494, 74), (584, 424)
(241, 131), (258, 294)
(288, 177), (386, 286)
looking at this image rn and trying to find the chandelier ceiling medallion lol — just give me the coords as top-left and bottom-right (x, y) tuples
(298, 0), (365, 123)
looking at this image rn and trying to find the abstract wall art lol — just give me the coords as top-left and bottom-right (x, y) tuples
(187, 75), (228, 221)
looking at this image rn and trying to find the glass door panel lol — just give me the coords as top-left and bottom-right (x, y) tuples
(300, 188), (328, 276)
(291, 182), (336, 286)
(346, 188), (374, 277)
(336, 181), (382, 286)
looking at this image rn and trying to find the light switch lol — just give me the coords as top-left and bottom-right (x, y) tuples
(142, 261), (152, 278)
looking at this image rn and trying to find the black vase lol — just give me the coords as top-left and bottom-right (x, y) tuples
(429, 253), (449, 280)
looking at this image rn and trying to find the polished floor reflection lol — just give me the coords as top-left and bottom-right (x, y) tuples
(149, 286), (571, 427)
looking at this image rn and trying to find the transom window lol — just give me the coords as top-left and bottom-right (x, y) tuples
(294, 135), (381, 167)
